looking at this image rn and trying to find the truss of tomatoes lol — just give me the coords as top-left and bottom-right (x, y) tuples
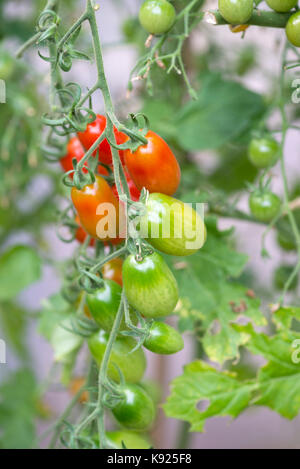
(60, 114), (207, 431)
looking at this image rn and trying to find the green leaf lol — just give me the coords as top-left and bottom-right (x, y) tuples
(176, 73), (265, 151)
(39, 293), (73, 341)
(0, 369), (38, 449)
(0, 302), (28, 358)
(272, 306), (300, 333)
(171, 223), (266, 363)
(239, 324), (300, 419)
(0, 246), (41, 301)
(164, 361), (252, 432)
(51, 318), (83, 363)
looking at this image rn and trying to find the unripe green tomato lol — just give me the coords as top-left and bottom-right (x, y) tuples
(274, 265), (298, 291)
(276, 231), (297, 251)
(286, 11), (300, 47)
(88, 330), (146, 383)
(249, 191), (281, 223)
(218, 0), (253, 25)
(144, 321), (184, 355)
(112, 384), (155, 431)
(94, 431), (152, 449)
(140, 193), (207, 256)
(266, 0), (298, 12)
(140, 380), (162, 405)
(248, 137), (280, 169)
(139, 0), (176, 35)
(123, 252), (179, 318)
(86, 280), (137, 332)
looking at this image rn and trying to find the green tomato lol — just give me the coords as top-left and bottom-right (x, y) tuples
(123, 252), (179, 318)
(286, 11), (300, 47)
(88, 330), (146, 383)
(140, 193), (207, 256)
(249, 191), (281, 223)
(218, 0), (253, 25)
(266, 0), (298, 12)
(139, 0), (176, 35)
(248, 137), (280, 169)
(112, 384), (155, 431)
(144, 321), (184, 355)
(86, 280), (137, 332)
(274, 265), (298, 291)
(277, 231), (297, 251)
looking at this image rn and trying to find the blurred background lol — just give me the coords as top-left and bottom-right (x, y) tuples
(0, 0), (300, 449)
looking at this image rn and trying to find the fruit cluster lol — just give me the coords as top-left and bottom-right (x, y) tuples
(59, 114), (206, 432)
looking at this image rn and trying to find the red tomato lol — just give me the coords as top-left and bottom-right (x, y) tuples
(78, 114), (127, 166)
(71, 175), (125, 244)
(124, 130), (181, 195)
(75, 215), (95, 246)
(112, 172), (141, 202)
(60, 137), (108, 179)
(102, 258), (123, 286)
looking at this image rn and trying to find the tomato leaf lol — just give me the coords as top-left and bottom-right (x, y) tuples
(0, 246), (41, 301)
(170, 222), (266, 363)
(176, 73), (265, 151)
(164, 360), (252, 432)
(0, 369), (38, 449)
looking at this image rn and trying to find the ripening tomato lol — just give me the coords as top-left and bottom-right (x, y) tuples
(267, 0), (297, 12)
(123, 252), (179, 318)
(88, 330), (147, 383)
(112, 384), (155, 431)
(86, 279), (137, 331)
(144, 321), (184, 355)
(124, 131), (181, 196)
(71, 175), (125, 244)
(112, 172), (141, 202)
(60, 137), (108, 179)
(139, 193), (206, 256)
(78, 114), (128, 165)
(102, 258), (123, 286)
(218, 0), (253, 25)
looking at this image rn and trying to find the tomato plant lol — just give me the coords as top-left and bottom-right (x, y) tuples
(123, 251), (179, 318)
(218, 0), (253, 25)
(248, 137), (280, 169)
(249, 191), (281, 222)
(88, 330), (146, 383)
(124, 130), (181, 195)
(139, 0), (176, 35)
(144, 321), (184, 355)
(112, 384), (155, 431)
(7, 0), (300, 452)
